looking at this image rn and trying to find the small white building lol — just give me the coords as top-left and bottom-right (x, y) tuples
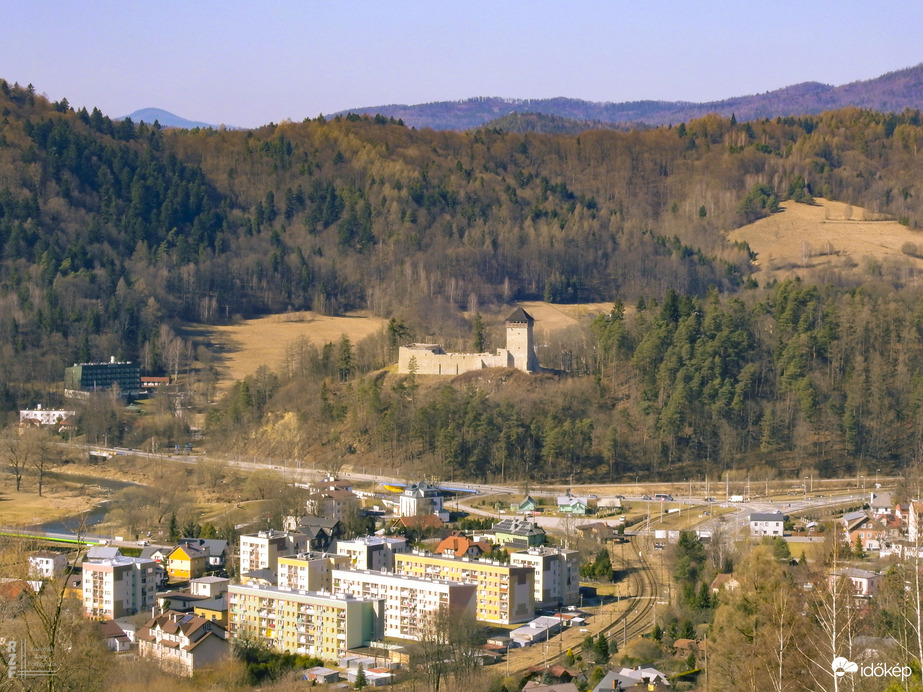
(19, 405), (75, 426)
(29, 550), (67, 578)
(749, 511), (785, 537)
(829, 568), (882, 598)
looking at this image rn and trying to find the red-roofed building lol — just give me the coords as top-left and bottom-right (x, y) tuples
(435, 533), (487, 558)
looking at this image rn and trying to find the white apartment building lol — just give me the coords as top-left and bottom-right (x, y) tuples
(336, 536), (408, 571)
(239, 530), (308, 576)
(331, 568), (477, 640)
(278, 552), (350, 593)
(510, 546), (580, 608)
(228, 584), (381, 659)
(82, 556), (157, 619)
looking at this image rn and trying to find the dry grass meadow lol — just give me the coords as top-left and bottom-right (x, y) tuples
(727, 197), (923, 283)
(191, 310), (388, 392)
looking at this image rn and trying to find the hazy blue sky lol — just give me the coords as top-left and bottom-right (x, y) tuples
(2, 1), (921, 128)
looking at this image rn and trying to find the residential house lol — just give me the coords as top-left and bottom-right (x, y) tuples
(167, 543), (208, 581)
(513, 496), (539, 513)
(575, 522), (615, 542)
(99, 620), (132, 652)
(228, 583), (381, 658)
(434, 533), (488, 558)
(136, 610), (229, 677)
(399, 481), (449, 521)
(749, 511), (785, 537)
(282, 516), (342, 550)
(82, 557), (157, 619)
(239, 530), (308, 577)
(510, 546), (580, 608)
(179, 538), (228, 570)
(491, 518), (546, 548)
(194, 595), (229, 628)
(870, 491), (893, 519)
(306, 488), (360, 523)
(29, 550), (67, 578)
(557, 492), (589, 516)
(592, 666), (670, 692)
(844, 513), (887, 552)
(331, 568), (477, 640)
(710, 574), (741, 594)
(829, 568), (883, 598)
(336, 536), (408, 571)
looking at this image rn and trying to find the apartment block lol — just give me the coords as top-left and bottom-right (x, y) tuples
(82, 556), (157, 619)
(509, 546), (581, 608)
(332, 568), (476, 640)
(239, 530), (308, 577)
(278, 552), (350, 592)
(394, 552), (534, 624)
(228, 584), (381, 659)
(336, 536), (408, 571)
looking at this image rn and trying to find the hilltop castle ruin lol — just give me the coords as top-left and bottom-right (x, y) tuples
(397, 307), (539, 376)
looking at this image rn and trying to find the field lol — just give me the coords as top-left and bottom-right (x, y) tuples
(728, 197), (923, 283)
(189, 310), (388, 392)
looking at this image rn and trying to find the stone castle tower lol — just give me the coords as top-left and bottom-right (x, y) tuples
(504, 307), (539, 372)
(397, 306), (540, 375)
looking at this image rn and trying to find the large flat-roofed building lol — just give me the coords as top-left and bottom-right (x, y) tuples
(64, 358), (141, 398)
(278, 552), (350, 592)
(509, 546), (581, 608)
(228, 584), (381, 658)
(82, 556), (157, 619)
(332, 569), (477, 640)
(336, 536), (408, 571)
(394, 552), (534, 624)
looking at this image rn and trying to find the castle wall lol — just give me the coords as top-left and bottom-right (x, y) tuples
(398, 346), (512, 375)
(397, 308), (539, 376)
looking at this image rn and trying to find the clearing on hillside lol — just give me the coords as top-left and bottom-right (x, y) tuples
(192, 310), (388, 392)
(727, 198), (923, 283)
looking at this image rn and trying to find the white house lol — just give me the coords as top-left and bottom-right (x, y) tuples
(399, 481), (448, 521)
(749, 511), (785, 537)
(29, 550), (67, 578)
(829, 568), (882, 598)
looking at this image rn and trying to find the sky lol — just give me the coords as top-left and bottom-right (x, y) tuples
(2, 1), (922, 129)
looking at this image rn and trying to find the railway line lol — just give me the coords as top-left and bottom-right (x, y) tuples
(507, 535), (659, 675)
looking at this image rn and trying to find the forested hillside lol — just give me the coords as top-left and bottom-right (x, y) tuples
(5, 78), (923, 480)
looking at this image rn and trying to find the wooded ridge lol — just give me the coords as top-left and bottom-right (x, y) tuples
(4, 78), (923, 481)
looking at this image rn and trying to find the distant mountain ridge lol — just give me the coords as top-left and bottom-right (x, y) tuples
(331, 63), (923, 131)
(122, 107), (217, 129)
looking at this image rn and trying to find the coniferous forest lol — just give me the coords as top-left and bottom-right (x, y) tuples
(5, 78), (923, 482)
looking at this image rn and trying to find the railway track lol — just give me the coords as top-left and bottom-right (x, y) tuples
(508, 535), (660, 674)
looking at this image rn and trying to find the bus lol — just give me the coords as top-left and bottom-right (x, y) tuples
(654, 493), (674, 502)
